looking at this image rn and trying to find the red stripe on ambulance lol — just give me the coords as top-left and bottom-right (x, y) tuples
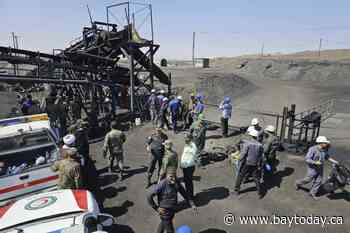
(0, 175), (58, 195)
(72, 190), (88, 210)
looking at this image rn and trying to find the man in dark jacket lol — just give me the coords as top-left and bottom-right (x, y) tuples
(147, 168), (197, 233)
(159, 97), (170, 130)
(234, 129), (264, 198)
(146, 128), (168, 188)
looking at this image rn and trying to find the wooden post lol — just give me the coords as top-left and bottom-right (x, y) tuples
(168, 72), (172, 96)
(287, 104), (296, 143)
(279, 106), (288, 142)
(129, 48), (135, 114)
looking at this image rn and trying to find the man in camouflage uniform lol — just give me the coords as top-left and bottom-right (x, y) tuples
(158, 140), (178, 182)
(51, 148), (83, 189)
(146, 128), (168, 188)
(103, 121), (127, 180)
(189, 115), (207, 163)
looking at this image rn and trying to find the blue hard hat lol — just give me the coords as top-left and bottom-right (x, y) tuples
(265, 164), (272, 172)
(177, 225), (192, 233)
(224, 96), (231, 103)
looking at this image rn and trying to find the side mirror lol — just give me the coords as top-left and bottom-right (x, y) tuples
(97, 213), (115, 227)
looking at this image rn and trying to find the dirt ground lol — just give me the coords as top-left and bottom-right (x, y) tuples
(86, 67), (350, 233)
(90, 122), (349, 233)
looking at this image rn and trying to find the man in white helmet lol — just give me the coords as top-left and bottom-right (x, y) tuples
(159, 97), (170, 130)
(147, 89), (160, 126)
(247, 118), (264, 142)
(263, 125), (280, 174)
(295, 136), (338, 200)
(234, 129), (264, 198)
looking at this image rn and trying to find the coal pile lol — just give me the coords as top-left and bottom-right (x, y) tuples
(195, 73), (256, 105)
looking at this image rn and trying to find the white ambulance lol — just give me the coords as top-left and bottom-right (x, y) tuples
(0, 114), (60, 202)
(0, 189), (114, 233)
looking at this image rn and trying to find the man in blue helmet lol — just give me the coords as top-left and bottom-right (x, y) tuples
(177, 225), (192, 233)
(193, 94), (204, 121)
(219, 96), (233, 137)
(169, 96), (183, 133)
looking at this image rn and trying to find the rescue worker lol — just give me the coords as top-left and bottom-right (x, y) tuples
(193, 94), (205, 121)
(56, 96), (68, 138)
(295, 136), (338, 200)
(146, 128), (168, 188)
(182, 93), (196, 130)
(263, 125), (280, 174)
(147, 89), (160, 126)
(51, 148), (83, 189)
(75, 120), (90, 159)
(180, 133), (199, 201)
(102, 121), (127, 180)
(189, 114), (207, 164)
(71, 95), (82, 121)
(147, 168), (197, 233)
(157, 90), (166, 106)
(0, 161), (8, 176)
(169, 96), (182, 133)
(219, 96), (233, 137)
(247, 118), (264, 142)
(21, 94), (33, 115)
(234, 129), (264, 198)
(159, 140), (178, 182)
(159, 97), (170, 130)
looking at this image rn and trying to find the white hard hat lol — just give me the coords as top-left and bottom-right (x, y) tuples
(35, 156), (46, 166)
(177, 96), (183, 100)
(265, 125), (275, 133)
(251, 118), (259, 126)
(63, 134), (76, 146)
(163, 97), (168, 101)
(316, 136), (330, 144)
(248, 129), (259, 137)
(160, 90), (165, 94)
(151, 89), (156, 93)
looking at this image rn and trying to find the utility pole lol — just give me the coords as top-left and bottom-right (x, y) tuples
(192, 32), (196, 67)
(318, 38), (322, 58)
(261, 43), (265, 57)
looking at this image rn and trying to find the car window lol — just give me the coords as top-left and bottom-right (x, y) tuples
(0, 131), (59, 177)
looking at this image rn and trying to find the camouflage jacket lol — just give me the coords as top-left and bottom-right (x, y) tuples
(159, 149), (178, 178)
(51, 158), (82, 189)
(103, 129), (126, 155)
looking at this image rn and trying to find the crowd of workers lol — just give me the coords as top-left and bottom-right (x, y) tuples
(45, 87), (339, 233)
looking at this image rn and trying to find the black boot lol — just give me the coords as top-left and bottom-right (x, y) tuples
(146, 174), (152, 188)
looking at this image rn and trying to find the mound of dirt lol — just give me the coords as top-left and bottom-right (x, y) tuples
(225, 59), (350, 83)
(195, 73), (256, 105)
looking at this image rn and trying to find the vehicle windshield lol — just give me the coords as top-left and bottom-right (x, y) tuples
(0, 131), (59, 177)
(0, 131), (53, 153)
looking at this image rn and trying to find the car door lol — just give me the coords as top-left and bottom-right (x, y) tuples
(0, 132), (60, 202)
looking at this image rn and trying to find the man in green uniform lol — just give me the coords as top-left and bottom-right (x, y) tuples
(189, 114), (207, 165)
(103, 121), (127, 180)
(51, 148), (83, 189)
(159, 140), (178, 182)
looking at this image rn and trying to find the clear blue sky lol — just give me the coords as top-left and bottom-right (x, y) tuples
(1, 0), (350, 59)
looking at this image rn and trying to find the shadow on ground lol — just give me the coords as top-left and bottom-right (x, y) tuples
(199, 229), (227, 233)
(326, 190), (350, 202)
(262, 166), (295, 195)
(107, 224), (136, 233)
(104, 200), (134, 218)
(194, 186), (229, 207)
(123, 166), (148, 179)
(102, 186), (127, 199)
